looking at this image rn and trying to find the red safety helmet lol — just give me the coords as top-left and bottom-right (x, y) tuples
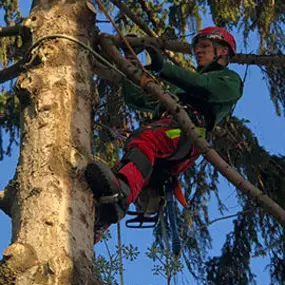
(192, 26), (236, 57)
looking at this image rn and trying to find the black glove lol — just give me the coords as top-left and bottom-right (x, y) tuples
(145, 46), (164, 72)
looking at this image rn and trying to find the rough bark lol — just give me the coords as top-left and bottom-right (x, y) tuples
(0, 2), (99, 284)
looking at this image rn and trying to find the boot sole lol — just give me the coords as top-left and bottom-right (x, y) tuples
(85, 160), (125, 224)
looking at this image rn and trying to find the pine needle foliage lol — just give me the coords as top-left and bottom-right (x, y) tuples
(0, 0), (22, 160)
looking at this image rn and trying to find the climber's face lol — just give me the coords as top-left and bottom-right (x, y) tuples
(194, 39), (229, 67)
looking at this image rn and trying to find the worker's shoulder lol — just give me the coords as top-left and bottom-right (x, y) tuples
(217, 67), (242, 81)
(205, 68), (242, 85)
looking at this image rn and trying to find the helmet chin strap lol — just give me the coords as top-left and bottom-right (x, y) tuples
(213, 42), (222, 61)
(213, 41), (230, 65)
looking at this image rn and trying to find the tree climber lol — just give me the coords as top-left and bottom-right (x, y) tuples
(85, 26), (244, 239)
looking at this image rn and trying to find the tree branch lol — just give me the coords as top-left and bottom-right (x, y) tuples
(0, 26), (22, 37)
(93, 58), (123, 85)
(108, 35), (285, 66)
(99, 35), (285, 228)
(252, 238), (284, 258)
(0, 24), (32, 83)
(206, 208), (255, 227)
(0, 190), (11, 217)
(0, 25), (32, 40)
(137, 0), (164, 30)
(110, 34), (192, 53)
(231, 53), (285, 66)
(0, 179), (17, 218)
(110, 0), (156, 37)
(0, 58), (27, 83)
(109, 0), (183, 66)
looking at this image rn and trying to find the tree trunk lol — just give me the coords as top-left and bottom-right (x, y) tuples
(0, 1), (99, 284)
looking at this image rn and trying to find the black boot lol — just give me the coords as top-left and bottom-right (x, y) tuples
(85, 160), (131, 224)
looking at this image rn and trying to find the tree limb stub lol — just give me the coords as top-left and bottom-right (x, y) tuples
(107, 35), (285, 67)
(99, 35), (285, 228)
(0, 26), (22, 37)
(0, 59), (27, 84)
(0, 191), (11, 217)
(0, 179), (17, 218)
(0, 25), (32, 41)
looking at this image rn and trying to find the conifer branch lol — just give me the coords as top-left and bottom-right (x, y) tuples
(0, 190), (11, 217)
(0, 25), (22, 37)
(0, 25), (32, 83)
(110, 34), (192, 54)
(109, 35), (285, 66)
(93, 59), (122, 84)
(109, 0), (156, 37)
(109, 0), (183, 66)
(0, 25), (31, 40)
(137, 0), (164, 30)
(231, 53), (285, 66)
(0, 59), (27, 83)
(0, 178), (17, 218)
(252, 238), (284, 258)
(206, 208), (255, 227)
(99, 35), (285, 228)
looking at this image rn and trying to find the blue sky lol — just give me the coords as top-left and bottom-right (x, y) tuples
(1, 1), (285, 284)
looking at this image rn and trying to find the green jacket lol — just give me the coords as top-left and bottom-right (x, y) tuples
(122, 60), (243, 130)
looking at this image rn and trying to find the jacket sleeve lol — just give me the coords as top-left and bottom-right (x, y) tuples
(121, 79), (162, 114)
(160, 62), (242, 103)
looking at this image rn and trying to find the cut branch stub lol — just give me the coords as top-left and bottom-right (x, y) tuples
(0, 178), (17, 218)
(0, 191), (11, 218)
(0, 59), (27, 84)
(99, 35), (285, 228)
(0, 25), (32, 45)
